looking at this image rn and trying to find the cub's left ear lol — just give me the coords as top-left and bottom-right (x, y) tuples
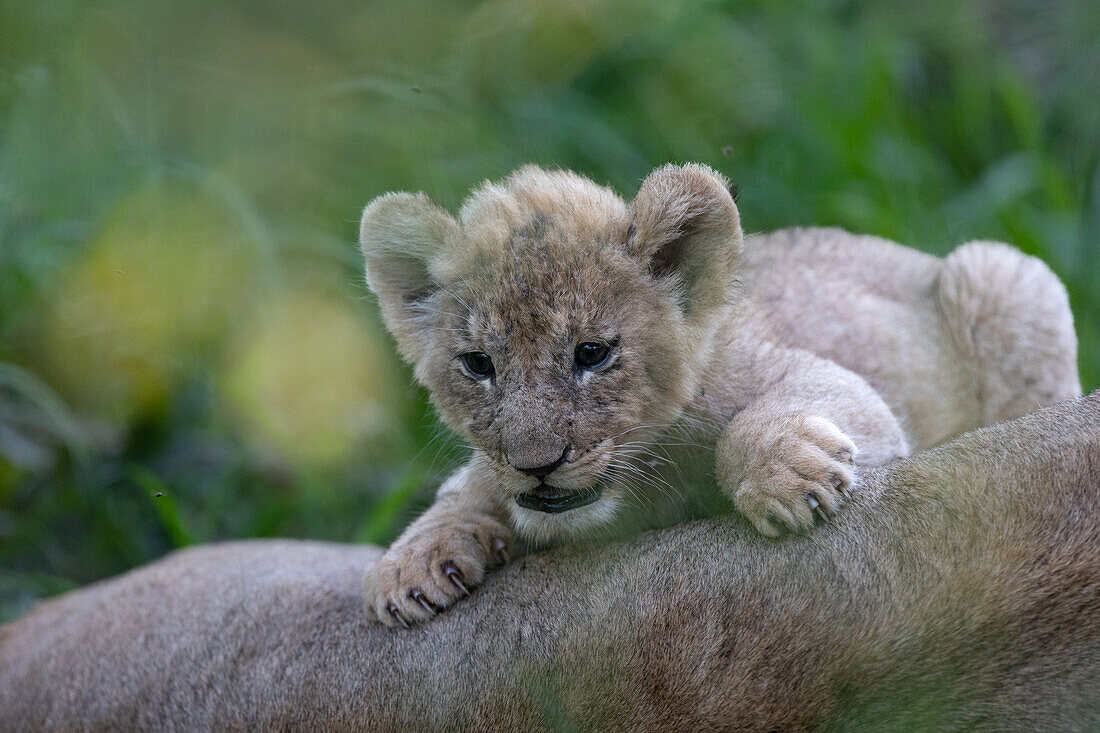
(630, 163), (742, 325)
(360, 192), (459, 363)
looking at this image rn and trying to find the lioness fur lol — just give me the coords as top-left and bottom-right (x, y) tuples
(2, 394), (1099, 730)
(358, 163), (1080, 626)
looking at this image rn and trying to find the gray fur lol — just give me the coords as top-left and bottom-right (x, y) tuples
(2, 393), (1099, 730)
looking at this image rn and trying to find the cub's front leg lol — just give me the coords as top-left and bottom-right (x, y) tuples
(715, 350), (909, 537)
(364, 461), (512, 628)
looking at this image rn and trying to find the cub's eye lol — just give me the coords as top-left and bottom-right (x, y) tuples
(574, 341), (611, 370)
(460, 351), (494, 379)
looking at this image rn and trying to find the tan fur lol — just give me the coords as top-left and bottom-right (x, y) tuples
(358, 164), (1080, 626)
(2, 394), (1099, 730)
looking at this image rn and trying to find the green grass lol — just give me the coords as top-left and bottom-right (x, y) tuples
(1, 0), (1097, 622)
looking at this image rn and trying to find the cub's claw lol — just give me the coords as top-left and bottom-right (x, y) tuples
(410, 590), (436, 615)
(388, 604), (411, 629)
(493, 537), (510, 564)
(727, 414), (858, 537)
(807, 495), (829, 523)
(442, 561), (471, 597)
(364, 513), (512, 628)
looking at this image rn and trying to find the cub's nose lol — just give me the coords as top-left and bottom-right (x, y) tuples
(512, 445), (570, 478)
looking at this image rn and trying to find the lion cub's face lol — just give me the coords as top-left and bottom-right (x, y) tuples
(361, 164), (741, 541)
(422, 225), (690, 540)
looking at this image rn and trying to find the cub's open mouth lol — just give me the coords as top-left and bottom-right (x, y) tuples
(515, 484), (602, 514)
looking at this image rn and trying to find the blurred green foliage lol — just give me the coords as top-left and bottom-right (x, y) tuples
(0, 0), (1097, 622)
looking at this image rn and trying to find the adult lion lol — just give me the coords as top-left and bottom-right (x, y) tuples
(2, 392), (1098, 730)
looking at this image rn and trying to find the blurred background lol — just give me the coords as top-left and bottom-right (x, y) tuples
(1, 0), (1097, 622)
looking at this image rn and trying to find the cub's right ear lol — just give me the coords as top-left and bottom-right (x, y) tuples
(360, 192), (458, 363)
(630, 163), (742, 328)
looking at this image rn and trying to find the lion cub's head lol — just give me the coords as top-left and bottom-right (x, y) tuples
(360, 164), (741, 541)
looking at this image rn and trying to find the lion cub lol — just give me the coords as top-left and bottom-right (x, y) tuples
(359, 163), (1080, 627)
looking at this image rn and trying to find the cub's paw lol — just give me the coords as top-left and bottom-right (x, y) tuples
(364, 513), (512, 628)
(729, 415), (857, 537)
